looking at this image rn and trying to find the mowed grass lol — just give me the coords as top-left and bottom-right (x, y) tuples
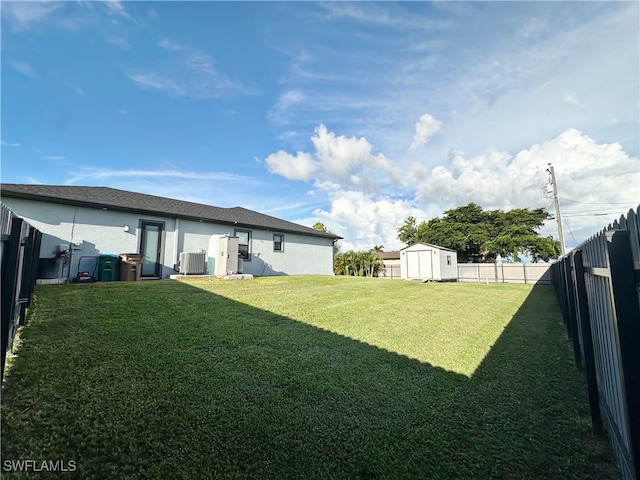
(1, 276), (618, 479)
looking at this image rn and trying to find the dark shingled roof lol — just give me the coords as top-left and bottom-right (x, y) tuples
(0, 184), (341, 240)
(379, 251), (400, 260)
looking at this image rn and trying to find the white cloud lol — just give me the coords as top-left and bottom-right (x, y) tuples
(42, 155), (66, 161)
(1, 2), (61, 30)
(268, 90), (307, 124)
(10, 61), (37, 78)
(312, 125), (375, 178)
(265, 125), (401, 194)
(129, 73), (186, 96)
(408, 128), (640, 245)
(103, 1), (132, 21)
(318, 3), (450, 31)
(158, 38), (185, 51)
(266, 124), (639, 251)
(129, 42), (257, 99)
(107, 36), (131, 51)
(264, 151), (318, 181)
(411, 129), (638, 211)
(563, 93), (580, 106)
(312, 189), (429, 251)
(66, 168), (253, 185)
(1, 141), (21, 147)
(409, 113), (442, 150)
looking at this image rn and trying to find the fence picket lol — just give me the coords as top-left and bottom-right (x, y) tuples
(552, 206), (640, 480)
(1, 203), (41, 378)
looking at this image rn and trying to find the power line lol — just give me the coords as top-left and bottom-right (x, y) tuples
(559, 197), (639, 206)
(561, 212), (624, 218)
(561, 212), (579, 245)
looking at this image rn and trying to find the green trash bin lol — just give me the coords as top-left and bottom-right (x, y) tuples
(98, 254), (120, 282)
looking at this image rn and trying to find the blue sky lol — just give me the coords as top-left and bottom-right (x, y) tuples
(2, 1), (639, 252)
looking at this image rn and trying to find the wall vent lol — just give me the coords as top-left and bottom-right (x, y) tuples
(179, 252), (206, 275)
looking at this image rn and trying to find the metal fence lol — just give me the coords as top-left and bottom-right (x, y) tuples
(458, 262), (552, 284)
(1, 202), (42, 378)
(552, 206), (640, 480)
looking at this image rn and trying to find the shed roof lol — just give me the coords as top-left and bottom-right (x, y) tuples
(0, 184), (341, 240)
(399, 242), (457, 253)
(379, 251), (400, 260)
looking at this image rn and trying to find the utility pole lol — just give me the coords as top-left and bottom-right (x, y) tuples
(547, 163), (566, 256)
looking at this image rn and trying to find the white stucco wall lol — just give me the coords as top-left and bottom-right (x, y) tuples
(172, 226), (335, 276)
(2, 197), (335, 279)
(1, 198), (177, 279)
(245, 229), (334, 276)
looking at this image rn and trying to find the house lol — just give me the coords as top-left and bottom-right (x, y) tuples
(379, 251), (400, 278)
(400, 243), (458, 281)
(0, 184), (340, 280)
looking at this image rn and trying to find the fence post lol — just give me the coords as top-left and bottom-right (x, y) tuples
(18, 228), (41, 325)
(607, 230), (640, 478)
(1, 217), (24, 378)
(564, 254), (582, 369)
(573, 249), (603, 434)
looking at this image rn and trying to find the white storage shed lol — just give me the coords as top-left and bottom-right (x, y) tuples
(400, 243), (458, 281)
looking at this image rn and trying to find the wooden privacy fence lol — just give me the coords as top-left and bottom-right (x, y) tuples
(458, 262), (552, 284)
(552, 206), (640, 480)
(1, 202), (42, 379)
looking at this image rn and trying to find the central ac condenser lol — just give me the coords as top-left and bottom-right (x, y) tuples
(179, 252), (206, 275)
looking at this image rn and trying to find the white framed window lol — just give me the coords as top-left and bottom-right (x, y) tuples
(274, 234), (284, 252)
(235, 229), (251, 261)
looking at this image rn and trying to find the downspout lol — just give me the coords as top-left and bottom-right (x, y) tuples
(172, 218), (180, 271)
(66, 208), (78, 281)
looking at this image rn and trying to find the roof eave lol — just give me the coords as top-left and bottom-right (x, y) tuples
(1, 189), (342, 240)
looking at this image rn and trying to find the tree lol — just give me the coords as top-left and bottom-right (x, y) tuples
(334, 249), (384, 277)
(313, 221), (340, 256)
(312, 222), (329, 233)
(397, 203), (560, 262)
(396, 216), (418, 245)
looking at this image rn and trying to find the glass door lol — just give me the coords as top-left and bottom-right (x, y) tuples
(140, 221), (163, 277)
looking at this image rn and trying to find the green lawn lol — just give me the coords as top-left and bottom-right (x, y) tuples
(1, 276), (618, 479)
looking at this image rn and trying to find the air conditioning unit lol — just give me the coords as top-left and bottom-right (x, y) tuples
(237, 258), (244, 274)
(179, 252), (206, 275)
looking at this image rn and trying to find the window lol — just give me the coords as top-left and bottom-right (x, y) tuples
(447, 255), (452, 266)
(274, 234), (284, 252)
(235, 229), (251, 261)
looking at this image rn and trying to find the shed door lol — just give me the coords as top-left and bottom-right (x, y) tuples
(407, 250), (432, 279)
(407, 250), (433, 278)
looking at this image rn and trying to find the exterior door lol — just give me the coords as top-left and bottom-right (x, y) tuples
(407, 251), (421, 278)
(407, 250), (432, 279)
(140, 221), (163, 277)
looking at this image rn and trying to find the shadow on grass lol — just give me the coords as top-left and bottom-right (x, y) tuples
(1, 281), (618, 479)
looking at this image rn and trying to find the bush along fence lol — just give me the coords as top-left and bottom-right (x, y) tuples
(551, 206), (640, 480)
(1, 202), (42, 379)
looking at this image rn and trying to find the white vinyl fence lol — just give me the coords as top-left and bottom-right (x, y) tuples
(457, 262), (552, 284)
